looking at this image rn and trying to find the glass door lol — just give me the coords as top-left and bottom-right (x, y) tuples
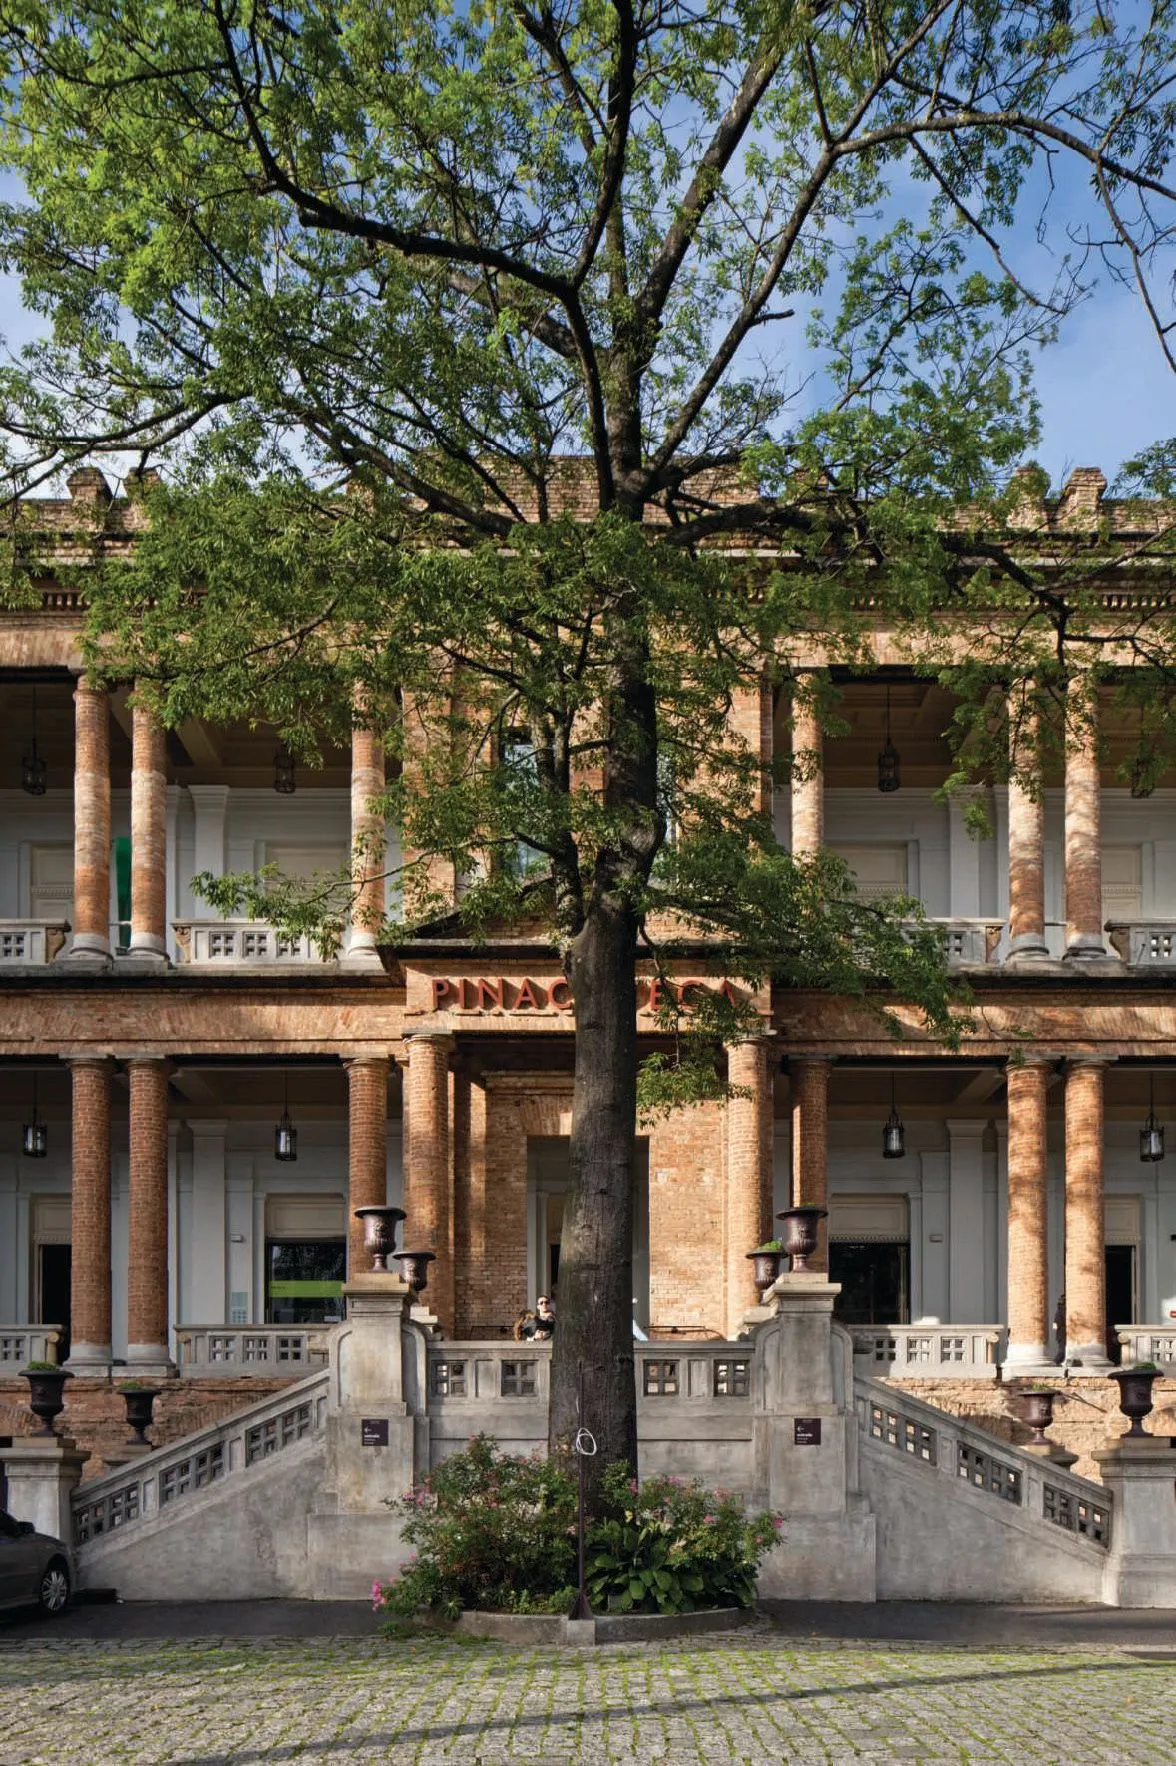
(265, 1239), (346, 1324)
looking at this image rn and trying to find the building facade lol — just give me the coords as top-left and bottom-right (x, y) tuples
(3, 466), (1176, 1382)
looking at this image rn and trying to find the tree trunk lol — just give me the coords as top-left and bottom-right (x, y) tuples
(549, 895), (640, 1491)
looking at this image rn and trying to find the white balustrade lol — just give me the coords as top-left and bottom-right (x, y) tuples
(0, 921), (69, 965)
(0, 1326), (63, 1368)
(1106, 922), (1176, 966)
(850, 1324), (1003, 1380)
(1115, 1326), (1176, 1365)
(171, 920), (329, 965)
(175, 1325), (331, 1377)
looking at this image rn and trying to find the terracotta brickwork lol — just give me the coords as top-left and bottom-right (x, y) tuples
(405, 1033), (456, 1330)
(349, 726), (386, 952)
(1007, 703), (1046, 956)
(68, 1057), (113, 1360)
(724, 1040), (773, 1331)
(346, 1056), (389, 1276)
(648, 1101), (726, 1333)
(1064, 682), (1105, 957)
(1065, 1058), (1108, 1360)
(71, 677), (111, 955)
(1004, 1058), (1050, 1365)
(790, 691), (823, 855)
(126, 1059), (171, 1359)
(130, 696), (168, 957)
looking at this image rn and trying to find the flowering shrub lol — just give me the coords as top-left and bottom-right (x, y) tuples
(373, 1435), (577, 1621)
(586, 1463), (781, 1615)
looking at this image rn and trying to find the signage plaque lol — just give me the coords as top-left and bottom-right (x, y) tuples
(361, 1417), (390, 1448)
(793, 1417), (822, 1447)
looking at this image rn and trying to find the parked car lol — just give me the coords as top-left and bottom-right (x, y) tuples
(0, 1510), (71, 1615)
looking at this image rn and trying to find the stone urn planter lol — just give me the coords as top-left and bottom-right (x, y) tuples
(1110, 1364), (1160, 1438)
(354, 1205), (407, 1271)
(747, 1245), (783, 1294)
(118, 1383), (162, 1447)
(20, 1364), (72, 1436)
(775, 1207), (828, 1274)
(1016, 1387), (1062, 1447)
(395, 1249), (436, 1292)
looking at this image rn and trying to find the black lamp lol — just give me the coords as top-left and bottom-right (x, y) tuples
(274, 1071), (298, 1162)
(22, 1074), (47, 1159)
(21, 686), (47, 796)
(882, 1075), (906, 1159)
(274, 745), (296, 795)
(1140, 1074), (1165, 1163)
(877, 685), (900, 793)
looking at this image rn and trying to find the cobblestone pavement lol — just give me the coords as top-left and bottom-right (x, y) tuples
(0, 1621), (1171, 1764)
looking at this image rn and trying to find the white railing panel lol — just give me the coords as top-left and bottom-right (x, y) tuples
(1116, 1326), (1176, 1364)
(171, 920), (329, 965)
(72, 1370), (328, 1548)
(0, 921), (69, 965)
(850, 1324), (1003, 1380)
(1107, 921), (1176, 966)
(175, 1325), (330, 1376)
(0, 1326), (63, 1368)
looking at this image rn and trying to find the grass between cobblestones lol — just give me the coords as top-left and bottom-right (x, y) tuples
(0, 1624), (1170, 1764)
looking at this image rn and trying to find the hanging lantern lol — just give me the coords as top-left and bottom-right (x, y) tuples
(877, 685), (900, 793)
(274, 1072), (298, 1162)
(21, 686), (47, 796)
(22, 1075), (47, 1159)
(1140, 1075), (1165, 1163)
(273, 745), (297, 795)
(882, 1076), (906, 1159)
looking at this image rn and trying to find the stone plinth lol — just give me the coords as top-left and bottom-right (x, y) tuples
(1092, 1437), (1176, 1606)
(3, 1436), (90, 1541)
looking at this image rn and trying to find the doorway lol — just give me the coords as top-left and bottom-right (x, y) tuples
(37, 1243), (71, 1361)
(526, 1137), (650, 1330)
(265, 1239), (346, 1325)
(829, 1242), (910, 1325)
(1105, 1244), (1136, 1365)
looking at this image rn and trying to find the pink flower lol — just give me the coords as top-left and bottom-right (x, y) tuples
(628, 1478), (639, 1495)
(703, 1515), (716, 1525)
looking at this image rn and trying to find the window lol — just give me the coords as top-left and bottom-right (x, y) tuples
(828, 1195), (911, 1325)
(264, 1195), (347, 1325)
(29, 844), (73, 924)
(829, 844), (909, 901)
(1102, 845), (1142, 924)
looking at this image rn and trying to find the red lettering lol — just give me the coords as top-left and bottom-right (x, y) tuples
(719, 979), (740, 1006)
(514, 977), (542, 1011)
(647, 978), (668, 1014)
(549, 978), (573, 1011)
(678, 979), (706, 1009)
(459, 977), (477, 1010)
(476, 977), (504, 1011)
(430, 978), (454, 1010)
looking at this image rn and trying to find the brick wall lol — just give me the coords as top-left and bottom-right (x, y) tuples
(648, 1101), (726, 1333)
(0, 1378), (298, 1484)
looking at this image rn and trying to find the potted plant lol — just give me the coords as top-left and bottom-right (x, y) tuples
(747, 1240), (784, 1292)
(1110, 1361), (1161, 1437)
(1016, 1385), (1064, 1446)
(20, 1362), (72, 1436)
(775, 1207), (828, 1274)
(117, 1381), (162, 1447)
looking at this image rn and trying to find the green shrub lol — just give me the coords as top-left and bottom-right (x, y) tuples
(586, 1463), (780, 1615)
(373, 1435), (577, 1621)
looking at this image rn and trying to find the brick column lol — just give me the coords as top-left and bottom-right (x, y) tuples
(791, 689), (824, 857)
(725, 1039), (774, 1330)
(66, 1058), (113, 1372)
(791, 1057), (830, 1270)
(67, 676), (111, 964)
(346, 1056), (389, 1275)
(1064, 682), (1107, 959)
(345, 725), (387, 969)
(128, 694), (168, 964)
(1064, 1057), (1111, 1368)
(126, 1058), (173, 1371)
(1007, 702), (1047, 960)
(404, 1033), (454, 1330)
(1003, 1056), (1053, 1373)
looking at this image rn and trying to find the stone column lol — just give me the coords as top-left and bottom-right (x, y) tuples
(404, 1033), (454, 1330)
(346, 1056), (389, 1276)
(1006, 702), (1047, 960)
(1064, 1057), (1111, 1369)
(1003, 1056), (1053, 1373)
(344, 726), (386, 969)
(66, 676), (111, 964)
(127, 694), (169, 964)
(790, 686), (823, 856)
(1064, 682), (1107, 959)
(726, 1038), (774, 1330)
(66, 1058), (113, 1372)
(947, 1120), (987, 1323)
(791, 1057), (830, 1270)
(125, 1058), (173, 1371)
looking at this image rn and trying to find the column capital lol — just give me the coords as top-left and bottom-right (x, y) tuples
(121, 1053), (175, 1074)
(1064, 1053), (1115, 1071)
(945, 1118), (989, 1141)
(1008, 1051), (1059, 1069)
(342, 1051), (392, 1071)
(63, 1053), (115, 1072)
(788, 1053), (833, 1070)
(405, 1029), (456, 1053)
(186, 1118), (229, 1138)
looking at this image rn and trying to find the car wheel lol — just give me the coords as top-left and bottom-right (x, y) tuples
(37, 1559), (71, 1616)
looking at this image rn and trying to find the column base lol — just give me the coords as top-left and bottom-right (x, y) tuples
(1062, 937), (1111, 962)
(1006, 934), (1050, 962)
(339, 942), (385, 972)
(1001, 1346), (1057, 1379)
(56, 938), (112, 971)
(120, 942), (169, 970)
(124, 1346), (178, 1379)
(63, 1343), (113, 1377)
(1064, 1344), (1113, 1374)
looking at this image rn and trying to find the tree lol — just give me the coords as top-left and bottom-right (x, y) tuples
(1, 0), (1175, 1479)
